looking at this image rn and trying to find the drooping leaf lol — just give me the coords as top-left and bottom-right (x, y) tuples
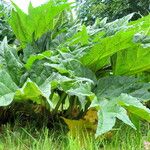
(118, 94), (150, 122)
(15, 78), (53, 108)
(95, 100), (135, 137)
(66, 82), (96, 108)
(93, 76), (150, 136)
(0, 38), (24, 85)
(43, 72), (96, 109)
(0, 69), (18, 106)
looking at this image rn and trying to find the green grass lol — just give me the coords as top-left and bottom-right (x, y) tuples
(0, 123), (149, 150)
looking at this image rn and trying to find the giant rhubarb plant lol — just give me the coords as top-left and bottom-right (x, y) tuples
(0, 0), (150, 137)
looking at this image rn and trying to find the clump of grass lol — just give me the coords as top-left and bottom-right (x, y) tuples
(0, 122), (149, 150)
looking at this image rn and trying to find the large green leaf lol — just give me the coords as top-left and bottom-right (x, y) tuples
(113, 36), (150, 75)
(66, 25), (89, 46)
(93, 76), (150, 137)
(25, 50), (52, 70)
(80, 14), (150, 72)
(0, 38), (24, 85)
(0, 69), (18, 106)
(47, 73), (95, 109)
(45, 58), (97, 83)
(95, 76), (150, 101)
(24, 58), (53, 86)
(15, 78), (53, 108)
(9, 1), (70, 46)
(112, 16), (150, 75)
(118, 94), (150, 121)
(96, 99), (135, 137)
(64, 81), (96, 109)
(104, 13), (135, 36)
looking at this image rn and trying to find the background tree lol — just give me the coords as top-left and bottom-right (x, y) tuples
(77, 0), (150, 25)
(0, 1), (15, 43)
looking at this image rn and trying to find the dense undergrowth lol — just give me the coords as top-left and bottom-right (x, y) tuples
(0, 0), (150, 139)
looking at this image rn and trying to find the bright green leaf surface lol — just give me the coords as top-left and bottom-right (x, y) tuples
(9, 1), (69, 46)
(118, 94), (150, 122)
(81, 14), (150, 72)
(25, 51), (52, 70)
(15, 78), (53, 108)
